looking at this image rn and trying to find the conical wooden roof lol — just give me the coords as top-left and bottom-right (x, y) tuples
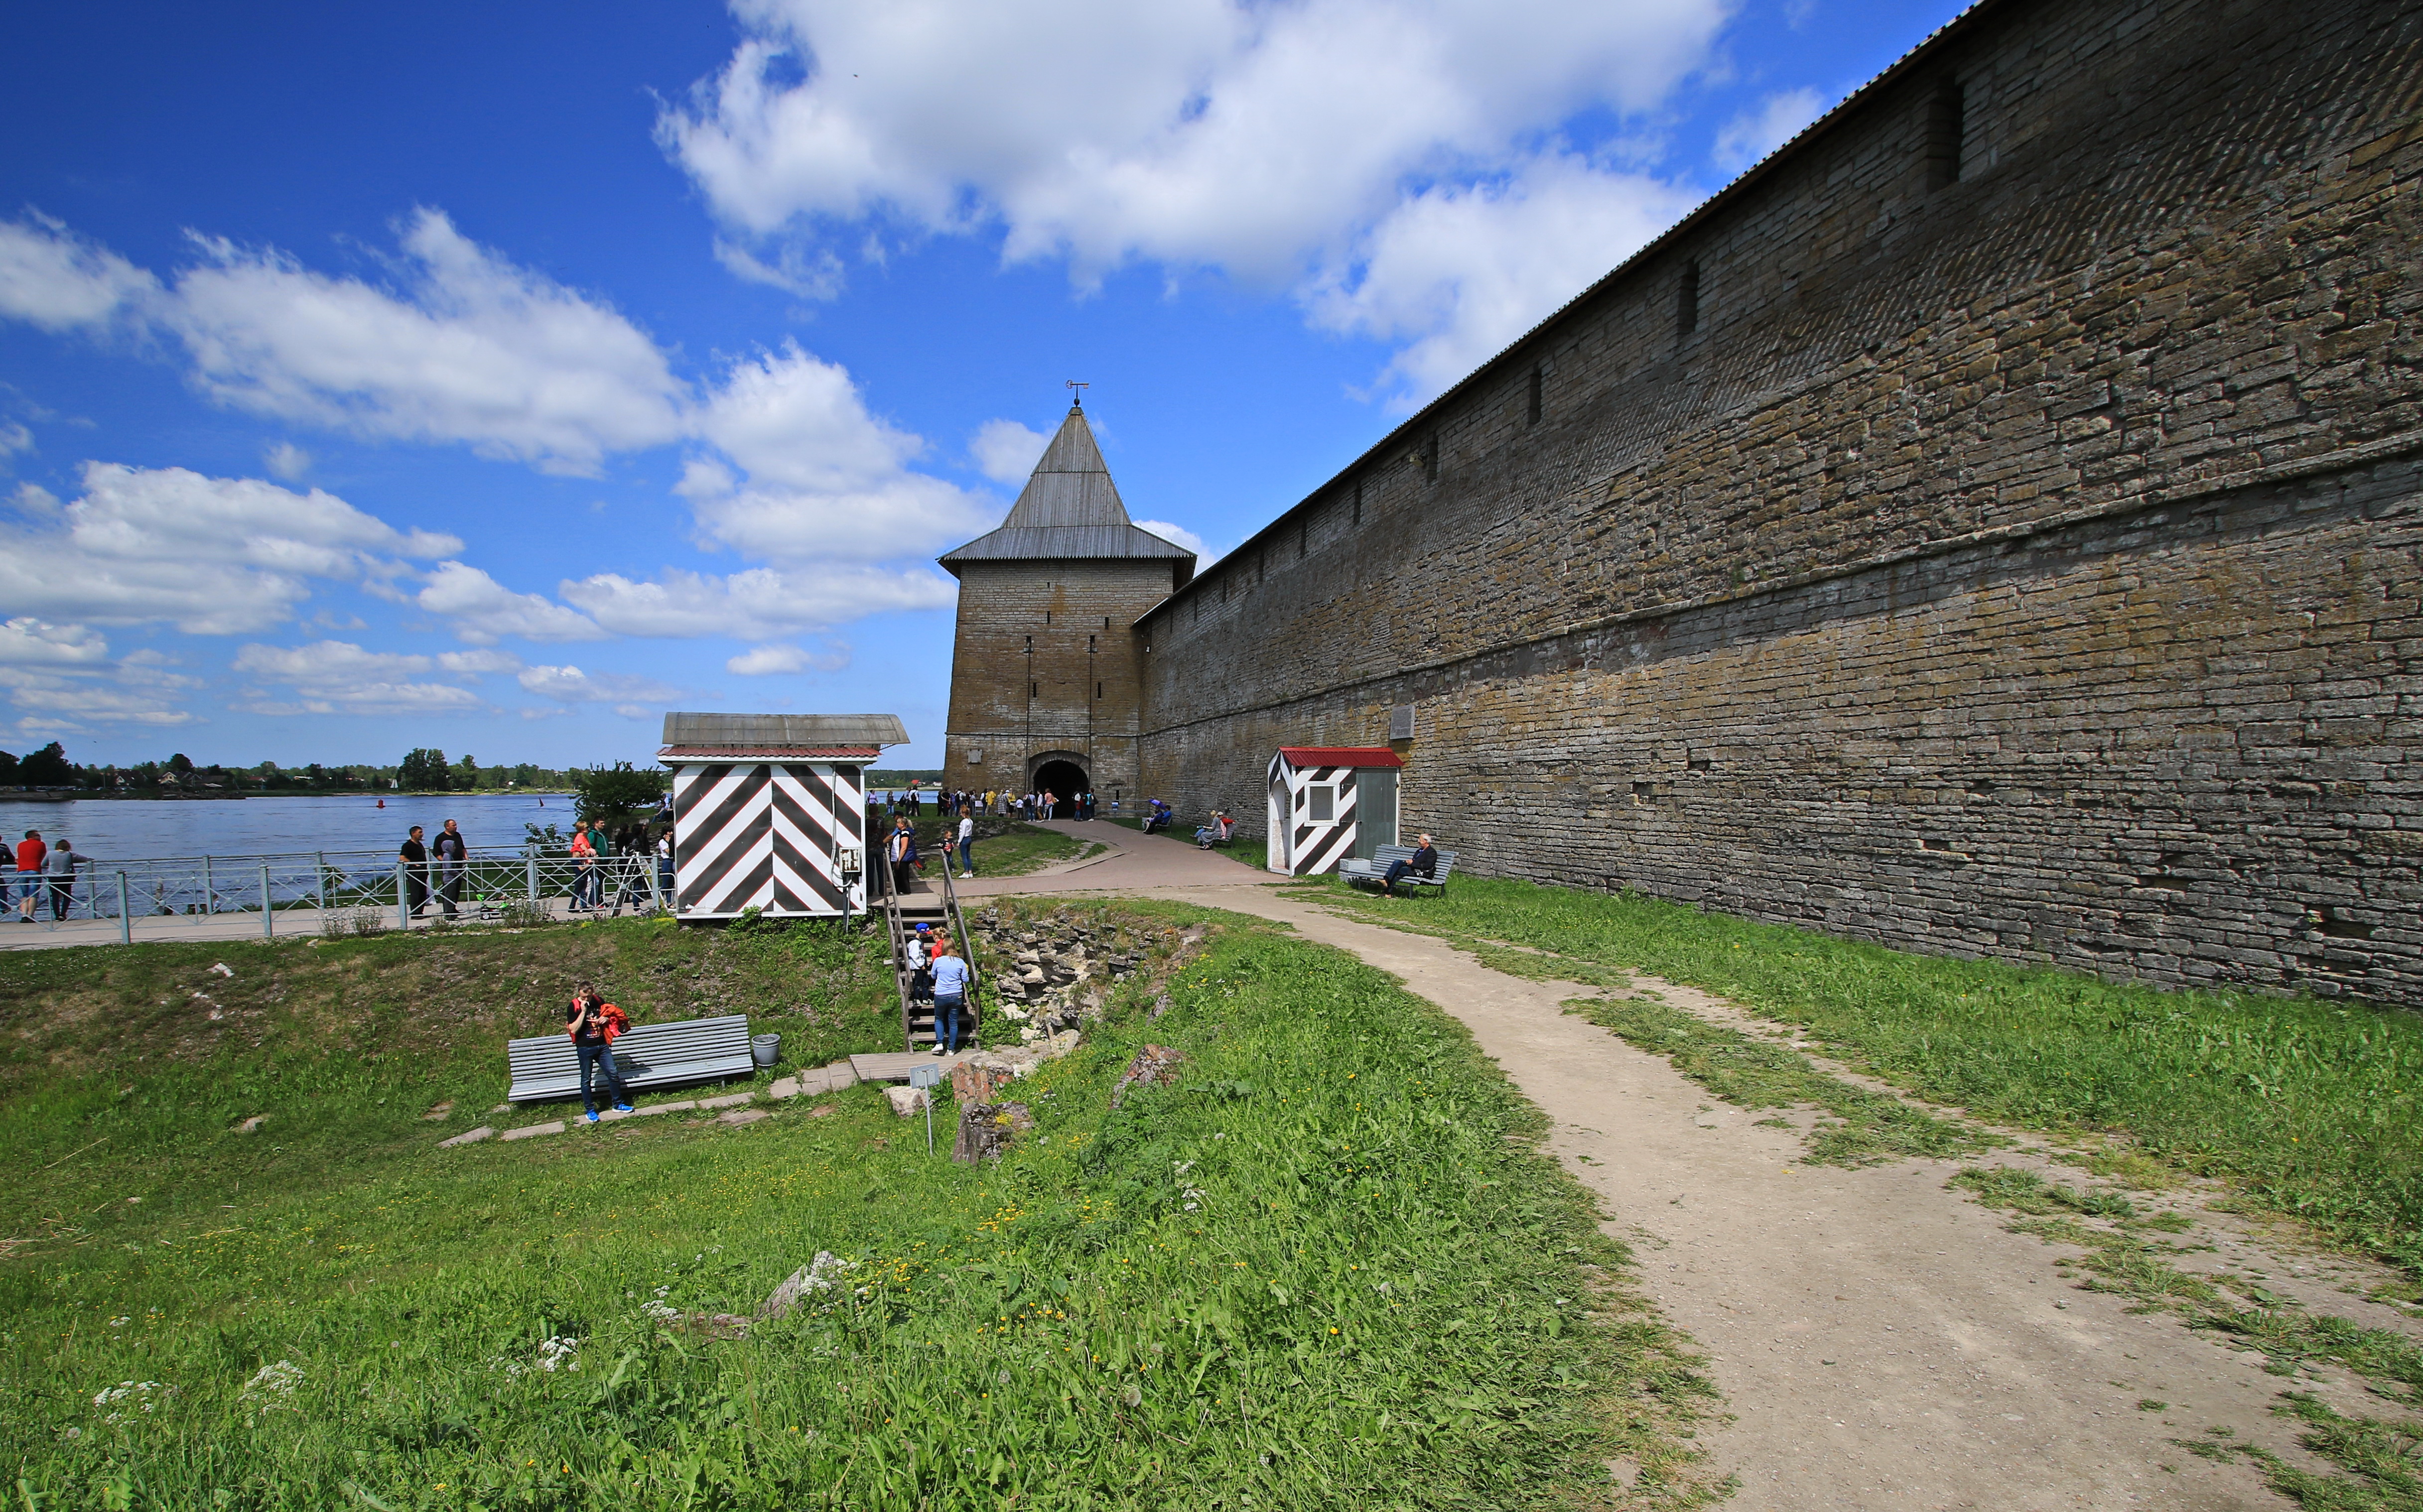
(940, 405), (1195, 575)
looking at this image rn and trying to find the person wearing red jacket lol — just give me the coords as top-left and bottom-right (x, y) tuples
(566, 983), (634, 1122)
(14, 830), (45, 924)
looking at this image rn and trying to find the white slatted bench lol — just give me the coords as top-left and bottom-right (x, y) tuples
(1338, 845), (1459, 894)
(507, 1013), (756, 1103)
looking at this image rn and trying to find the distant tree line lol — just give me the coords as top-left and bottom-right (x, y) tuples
(0, 742), (613, 795)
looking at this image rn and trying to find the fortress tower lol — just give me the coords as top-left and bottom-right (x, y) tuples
(939, 401), (1194, 811)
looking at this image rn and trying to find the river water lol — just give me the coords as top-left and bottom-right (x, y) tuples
(0, 793), (573, 864)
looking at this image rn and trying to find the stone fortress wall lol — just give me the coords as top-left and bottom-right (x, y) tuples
(1134, 0), (2423, 1003)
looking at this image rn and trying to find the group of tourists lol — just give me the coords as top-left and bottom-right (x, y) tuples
(890, 788), (1107, 822)
(902, 922), (974, 1056)
(7, 829), (84, 922)
(395, 819), (470, 919)
(396, 816), (674, 920)
(883, 808), (980, 894)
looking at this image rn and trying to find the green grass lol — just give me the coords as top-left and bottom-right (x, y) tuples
(0, 905), (1720, 1509)
(1306, 877), (2423, 1273)
(897, 816), (1087, 879)
(0, 915), (904, 1223)
(1566, 993), (1996, 1167)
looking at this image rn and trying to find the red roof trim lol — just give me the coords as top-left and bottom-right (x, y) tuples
(658, 747), (880, 760)
(1277, 747), (1403, 768)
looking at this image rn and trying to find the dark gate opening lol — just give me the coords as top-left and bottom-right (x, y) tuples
(1032, 759), (1089, 819)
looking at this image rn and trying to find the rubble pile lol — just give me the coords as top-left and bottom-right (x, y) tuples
(950, 1100), (1035, 1164)
(969, 908), (1161, 1042)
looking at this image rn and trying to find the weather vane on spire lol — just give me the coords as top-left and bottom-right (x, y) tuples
(1066, 379), (1089, 409)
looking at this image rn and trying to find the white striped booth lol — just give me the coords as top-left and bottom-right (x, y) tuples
(659, 713), (908, 920)
(1265, 746), (1404, 877)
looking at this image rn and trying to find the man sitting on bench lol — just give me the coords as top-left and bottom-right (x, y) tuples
(1195, 810), (1234, 849)
(1383, 833), (1439, 894)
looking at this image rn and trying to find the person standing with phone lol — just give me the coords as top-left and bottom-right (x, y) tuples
(567, 983), (634, 1122)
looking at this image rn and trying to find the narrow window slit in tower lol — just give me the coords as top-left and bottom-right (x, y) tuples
(1925, 77), (1965, 191)
(1420, 432), (1439, 483)
(1352, 480), (1363, 527)
(1677, 259), (1700, 341)
(1526, 365), (1543, 425)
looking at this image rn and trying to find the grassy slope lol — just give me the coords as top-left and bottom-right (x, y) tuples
(0, 905), (1716, 1510)
(0, 918), (901, 1224)
(1301, 877), (2423, 1274)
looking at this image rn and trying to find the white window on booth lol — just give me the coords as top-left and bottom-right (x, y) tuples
(1307, 783), (1336, 822)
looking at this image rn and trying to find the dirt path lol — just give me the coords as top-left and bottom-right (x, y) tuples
(1124, 884), (2413, 1511)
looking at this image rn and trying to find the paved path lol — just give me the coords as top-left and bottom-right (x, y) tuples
(951, 820), (1268, 898)
(1017, 877), (2390, 1512)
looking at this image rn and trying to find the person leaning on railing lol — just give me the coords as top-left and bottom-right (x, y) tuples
(43, 838), (83, 921)
(568, 821), (597, 912)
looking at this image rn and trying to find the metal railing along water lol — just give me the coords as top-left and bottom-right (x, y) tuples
(1, 846), (669, 943)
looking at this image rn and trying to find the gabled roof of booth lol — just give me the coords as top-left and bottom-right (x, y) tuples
(658, 712), (908, 756)
(1277, 747), (1403, 768)
(939, 404), (1196, 574)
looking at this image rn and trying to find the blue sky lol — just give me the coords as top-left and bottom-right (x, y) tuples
(0, 0), (1965, 772)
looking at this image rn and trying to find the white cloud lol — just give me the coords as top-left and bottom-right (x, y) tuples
(1304, 150), (1698, 400)
(0, 462), (459, 635)
(683, 342), (993, 562)
(231, 637), (500, 716)
(0, 213), (1062, 635)
(562, 563), (952, 640)
(0, 213), (160, 333)
(1713, 86), (1824, 175)
(713, 238), (845, 299)
(437, 647), (523, 674)
(262, 440), (310, 480)
(518, 663), (684, 707)
(414, 561), (607, 644)
(1134, 518), (1213, 564)
(664, 0), (1732, 400)
(0, 642), (202, 731)
(969, 418), (1050, 483)
(169, 210), (688, 475)
(727, 640), (851, 675)
(0, 618), (111, 667)
(6, 678), (197, 729)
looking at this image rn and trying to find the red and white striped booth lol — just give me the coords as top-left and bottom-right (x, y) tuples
(659, 713), (908, 919)
(1265, 746), (1403, 877)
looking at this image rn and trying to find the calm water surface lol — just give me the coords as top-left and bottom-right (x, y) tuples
(0, 793), (575, 863)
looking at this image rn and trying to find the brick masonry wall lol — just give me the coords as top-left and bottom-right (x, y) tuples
(943, 559), (1177, 807)
(1135, 0), (2423, 1003)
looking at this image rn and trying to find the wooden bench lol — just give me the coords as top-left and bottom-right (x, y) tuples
(1338, 845), (1459, 894)
(507, 1013), (756, 1103)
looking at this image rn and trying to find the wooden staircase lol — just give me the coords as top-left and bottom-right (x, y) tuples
(876, 841), (984, 1051)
